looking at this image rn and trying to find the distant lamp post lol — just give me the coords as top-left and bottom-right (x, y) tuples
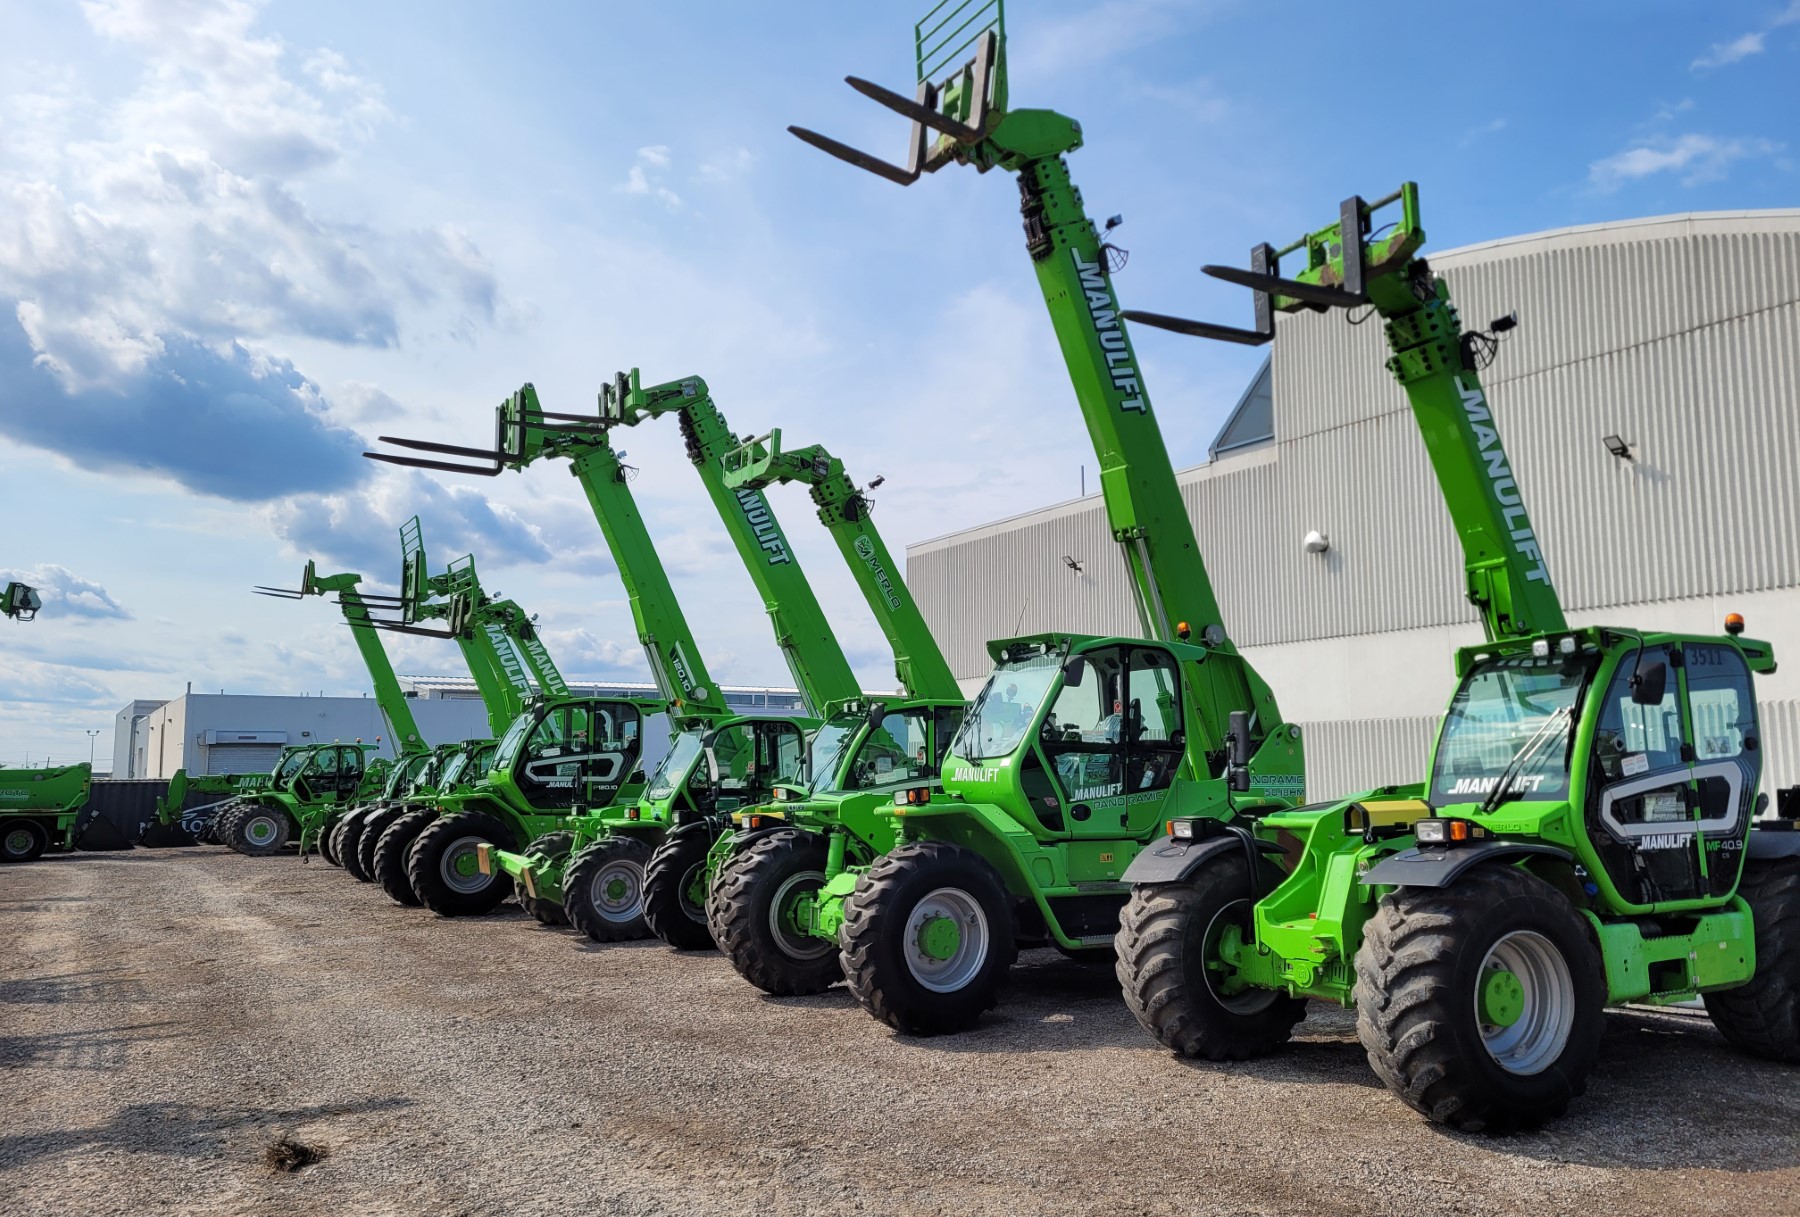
(86, 729), (100, 768)
(1602, 434), (1633, 461)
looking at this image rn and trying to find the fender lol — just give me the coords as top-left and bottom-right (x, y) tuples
(1120, 831), (1282, 886)
(1359, 840), (1573, 889)
(1747, 824), (1800, 861)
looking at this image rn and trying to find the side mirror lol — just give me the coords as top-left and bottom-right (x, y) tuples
(1061, 658), (1086, 688)
(1227, 710), (1253, 793)
(1630, 659), (1668, 707)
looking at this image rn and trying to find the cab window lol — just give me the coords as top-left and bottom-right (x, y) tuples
(847, 710), (934, 791)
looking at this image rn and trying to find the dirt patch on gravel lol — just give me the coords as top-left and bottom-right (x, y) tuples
(1, 848), (1796, 1216)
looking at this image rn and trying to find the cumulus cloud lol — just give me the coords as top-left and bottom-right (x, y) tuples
(1586, 133), (1781, 192)
(0, 314), (366, 499)
(540, 627), (647, 676)
(0, 564), (130, 620)
(264, 468), (554, 581)
(0, 0), (502, 497)
(0, 654), (117, 708)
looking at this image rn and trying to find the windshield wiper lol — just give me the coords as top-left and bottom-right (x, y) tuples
(1479, 705), (1571, 815)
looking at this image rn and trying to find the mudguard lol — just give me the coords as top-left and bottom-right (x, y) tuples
(1359, 840), (1573, 889)
(1121, 832), (1267, 885)
(1747, 824), (1800, 861)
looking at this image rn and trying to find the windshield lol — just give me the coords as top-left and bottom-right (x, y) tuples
(646, 729), (704, 801)
(440, 752), (471, 786)
(274, 750), (311, 780)
(952, 651), (1062, 761)
(385, 755), (425, 797)
(493, 711), (534, 769)
(805, 715), (863, 794)
(843, 710), (935, 791)
(1431, 651), (1596, 804)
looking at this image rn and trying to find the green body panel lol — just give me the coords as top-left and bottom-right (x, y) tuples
(0, 763), (93, 852)
(2, 579), (42, 621)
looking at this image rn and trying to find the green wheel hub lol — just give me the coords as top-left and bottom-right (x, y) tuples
(605, 876), (630, 902)
(916, 913), (962, 962)
(245, 817), (278, 847)
(1479, 966), (1526, 1029)
(453, 850), (481, 879)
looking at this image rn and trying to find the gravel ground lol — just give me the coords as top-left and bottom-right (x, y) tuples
(2, 848), (1797, 1217)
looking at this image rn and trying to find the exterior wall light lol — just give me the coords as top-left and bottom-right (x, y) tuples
(1303, 531), (1330, 554)
(1602, 434), (1633, 460)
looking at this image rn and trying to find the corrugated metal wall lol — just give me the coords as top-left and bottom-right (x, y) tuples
(908, 212), (1800, 795)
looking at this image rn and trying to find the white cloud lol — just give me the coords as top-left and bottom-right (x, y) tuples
(540, 627), (646, 677)
(1692, 31), (1765, 70)
(696, 148), (755, 182)
(618, 145), (683, 209)
(1459, 117), (1508, 147)
(0, 0), (497, 400)
(1586, 133), (1781, 192)
(0, 564), (130, 619)
(1008, 0), (1207, 77)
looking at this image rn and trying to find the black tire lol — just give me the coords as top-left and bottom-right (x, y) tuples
(318, 813), (346, 867)
(644, 824), (722, 951)
(336, 809), (376, 881)
(710, 830), (841, 994)
(516, 831), (575, 927)
(1, 820), (48, 863)
(355, 806), (410, 881)
(1704, 858), (1800, 1062)
(840, 841), (1017, 1035)
(372, 809), (438, 907)
(406, 810), (516, 917)
(564, 835), (654, 943)
(232, 806), (292, 857)
(209, 801), (246, 849)
(1354, 864), (1606, 1133)
(1115, 854), (1307, 1060)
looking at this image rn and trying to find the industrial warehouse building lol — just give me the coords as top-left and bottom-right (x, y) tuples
(906, 209), (1800, 796)
(114, 678), (809, 779)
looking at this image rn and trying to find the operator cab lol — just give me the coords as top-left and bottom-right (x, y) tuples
(1430, 627), (1765, 907)
(802, 701), (967, 800)
(643, 718), (809, 820)
(947, 635), (1193, 838)
(493, 698), (647, 809)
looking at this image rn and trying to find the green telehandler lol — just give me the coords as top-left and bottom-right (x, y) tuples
(211, 559), (433, 857)
(336, 522), (666, 918)
(1117, 183), (1800, 1130)
(704, 428), (968, 989)
(0, 762), (91, 862)
(3, 579), (41, 622)
(783, 2), (1304, 1033)
(368, 373), (863, 941)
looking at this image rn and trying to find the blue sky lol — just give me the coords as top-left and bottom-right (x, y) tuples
(1, 0), (1794, 765)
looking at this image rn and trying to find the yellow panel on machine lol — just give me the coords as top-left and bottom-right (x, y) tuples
(1344, 798), (1433, 834)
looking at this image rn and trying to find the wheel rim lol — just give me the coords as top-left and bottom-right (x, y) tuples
(769, 870), (833, 961)
(589, 858), (644, 923)
(439, 836), (494, 895)
(1476, 929), (1575, 1076)
(1200, 899), (1281, 1015)
(903, 886), (990, 994)
(244, 816), (279, 847)
(4, 827), (34, 856)
(677, 860), (709, 924)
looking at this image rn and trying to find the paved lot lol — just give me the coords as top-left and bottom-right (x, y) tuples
(2, 847), (1797, 1216)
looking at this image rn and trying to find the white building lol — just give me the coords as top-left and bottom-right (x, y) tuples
(905, 210), (1800, 796)
(114, 678), (815, 779)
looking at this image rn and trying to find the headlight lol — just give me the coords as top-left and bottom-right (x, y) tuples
(1415, 817), (1489, 846)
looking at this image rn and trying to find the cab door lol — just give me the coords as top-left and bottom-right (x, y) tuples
(1038, 645), (1185, 838)
(1586, 643), (1757, 906)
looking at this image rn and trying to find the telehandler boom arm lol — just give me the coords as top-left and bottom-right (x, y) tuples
(1125, 183), (1567, 641)
(722, 429), (960, 702)
(253, 562), (426, 755)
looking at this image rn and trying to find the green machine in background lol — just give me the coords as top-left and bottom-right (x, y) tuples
(1118, 184), (1800, 1130)
(784, 1), (1305, 1034)
(2, 578), (41, 622)
(217, 559), (433, 857)
(339, 519), (664, 918)
(703, 429), (967, 989)
(0, 762), (91, 862)
(368, 373), (860, 936)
